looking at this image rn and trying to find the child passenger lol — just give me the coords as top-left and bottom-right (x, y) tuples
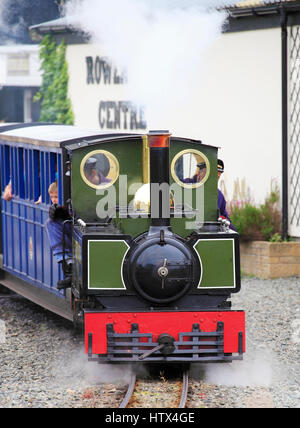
(45, 182), (73, 290)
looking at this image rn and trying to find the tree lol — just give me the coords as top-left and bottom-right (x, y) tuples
(34, 34), (74, 124)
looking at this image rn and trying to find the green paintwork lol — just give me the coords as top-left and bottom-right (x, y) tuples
(194, 239), (235, 288)
(88, 240), (129, 289)
(71, 138), (143, 223)
(170, 140), (218, 238)
(71, 136), (218, 239)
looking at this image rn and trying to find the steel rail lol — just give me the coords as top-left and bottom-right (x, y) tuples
(178, 369), (189, 408)
(119, 372), (136, 408)
(0, 293), (17, 298)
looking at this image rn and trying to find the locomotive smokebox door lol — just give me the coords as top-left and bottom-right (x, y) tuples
(126, 231), (201, 304)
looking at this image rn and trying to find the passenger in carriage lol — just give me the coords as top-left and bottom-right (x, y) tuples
(45, 182), (73, 290)
(2, 181), (41, 204)
(3, 181), (13, 201)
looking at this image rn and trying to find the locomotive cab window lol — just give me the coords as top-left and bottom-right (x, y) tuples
(80, 150), (119, 189)
(171, 149), (210, 188)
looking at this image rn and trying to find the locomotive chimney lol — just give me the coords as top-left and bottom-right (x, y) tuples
(148, 130), (171, 228)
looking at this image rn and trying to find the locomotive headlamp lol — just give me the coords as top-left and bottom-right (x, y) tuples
(133, 183), (174, 213)
(133, 183), (150, 212)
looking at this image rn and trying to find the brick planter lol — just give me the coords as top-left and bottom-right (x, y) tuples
(240, 241), (300, 279)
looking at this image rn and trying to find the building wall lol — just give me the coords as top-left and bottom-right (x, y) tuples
(288, 24), (300, 238)
(66, 27), (282, 209)
(66, 44), (146, 133)
(0, 45), (42, 123)
(192, 27), (282, 206)
(0, 45), (41, 87)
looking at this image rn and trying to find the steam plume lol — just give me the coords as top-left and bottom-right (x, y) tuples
(63, 0), (228, 135)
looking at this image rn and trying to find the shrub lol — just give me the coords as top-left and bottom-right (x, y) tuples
(228, 182), (282, 242)
(34, 35), (74, 124)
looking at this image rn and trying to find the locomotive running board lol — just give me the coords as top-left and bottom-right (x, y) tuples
(87, 322), (244, 363)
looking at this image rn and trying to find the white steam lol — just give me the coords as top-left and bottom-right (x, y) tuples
(51, 349), (133, 388)
(63, 0), (228, 134)
(203, 350), (273, 387)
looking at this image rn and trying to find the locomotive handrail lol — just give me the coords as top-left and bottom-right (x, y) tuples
(62, 219), (73, 274)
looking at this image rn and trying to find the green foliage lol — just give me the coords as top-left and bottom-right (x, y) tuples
(269, 233), (282, 243)
(229, 182), (282, 242)
(34, 35), (74, 124)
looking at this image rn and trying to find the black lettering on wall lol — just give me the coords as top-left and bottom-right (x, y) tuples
(130, 105), (138, 130)
(106, 101), (114, 128)
(99, 101), (106, 128)
(103, 60), (111, 84)
(94, 56), (101, 84)
(114, 102), (121, 129)
(98, 101), (147, 130)
(121, 102), (129, 129)
(85, 56), (126, 85)
(86, 56), (94, 84)
(138, 106), (147, 129)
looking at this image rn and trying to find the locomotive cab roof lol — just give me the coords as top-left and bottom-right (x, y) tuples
(0, 123), (217, 150)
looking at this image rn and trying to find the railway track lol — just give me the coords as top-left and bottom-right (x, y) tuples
(119, 367), (189, 408)
(0, 293), (18, 298)
(119, 372), (137, 408)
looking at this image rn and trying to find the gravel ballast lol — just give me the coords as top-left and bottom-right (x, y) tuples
(0, 277), (299, 408)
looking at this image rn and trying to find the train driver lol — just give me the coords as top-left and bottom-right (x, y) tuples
(182, 162), (207, 184)
(217, 159), (236, 231)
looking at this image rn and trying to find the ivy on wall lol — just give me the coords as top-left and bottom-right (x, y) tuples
(34, 34), (74, 124)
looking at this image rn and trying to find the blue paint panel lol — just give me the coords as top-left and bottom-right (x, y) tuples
(5, 202), (13, 268)
(57, 153), (63, 204)
(50, 152), (56, 189)
(0, 145), (8, 190)
(1, 201), (8, 266)
(33, 150), (40, 202)
(24, 149), (28, 199)
(0, 145), (3, 189)
(11, 147), (17, 196)
(42, 209), (51, 287)
(18, 148), (25, 199)
(27, 206), (36, 280)
(4, 146), (10, 185)
(35, 209), (44, 282)
(0, 141), (66, 297)
(28, 150), (33, 200)
(40, 152), (45, 204)
(20, 204), (26, 274)
(12, 202), (20, 272)
(44, 152), (50, 205)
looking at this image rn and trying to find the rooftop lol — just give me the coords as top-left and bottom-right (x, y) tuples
(29, 0), (300, 39)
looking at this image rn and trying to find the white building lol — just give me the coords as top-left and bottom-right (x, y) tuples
(0, 44), (42, 123)
(30, 0), (300, 238)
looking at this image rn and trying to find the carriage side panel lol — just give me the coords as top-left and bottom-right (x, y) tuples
(0, 140), (64, 294)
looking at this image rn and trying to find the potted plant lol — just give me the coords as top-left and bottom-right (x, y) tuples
(228, 183), (300, 279)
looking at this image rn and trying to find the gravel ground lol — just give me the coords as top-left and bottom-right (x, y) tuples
(0, 276), (299, 408)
